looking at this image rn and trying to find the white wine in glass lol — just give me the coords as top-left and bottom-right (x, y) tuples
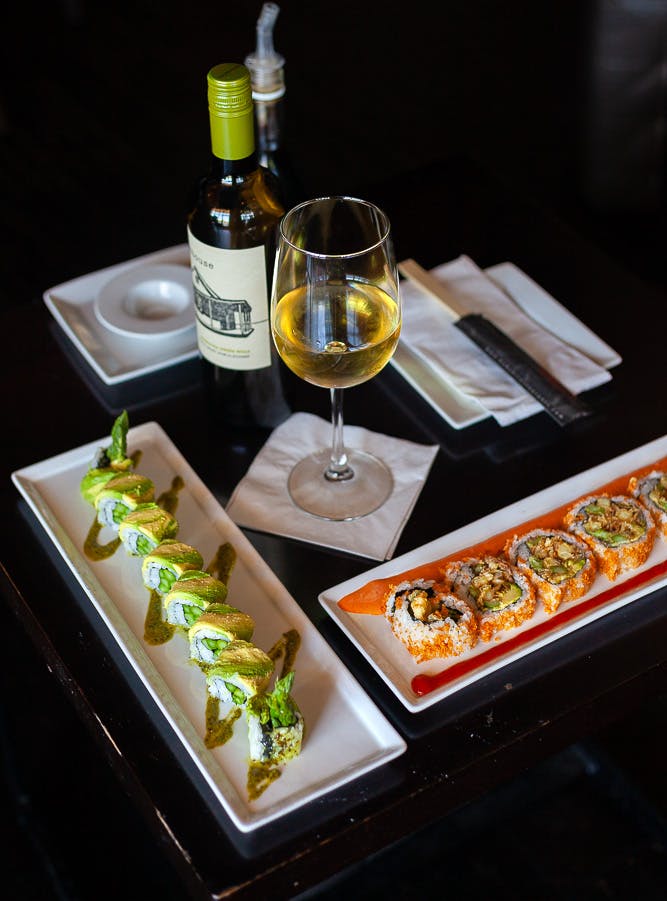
(271, 196), (401, 520)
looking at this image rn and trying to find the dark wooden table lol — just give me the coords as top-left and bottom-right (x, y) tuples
(2, 157), (666, 899)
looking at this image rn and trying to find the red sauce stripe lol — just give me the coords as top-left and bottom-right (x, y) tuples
(411, 557), (667, 696)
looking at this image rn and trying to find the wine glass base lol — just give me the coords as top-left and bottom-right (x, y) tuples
(288, 448), (394, 521)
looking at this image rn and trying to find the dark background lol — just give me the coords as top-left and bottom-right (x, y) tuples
(1, 1), (666, 899)
(0, 0), (665, 311)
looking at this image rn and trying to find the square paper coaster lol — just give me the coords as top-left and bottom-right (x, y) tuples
(226, 413), (438, 560)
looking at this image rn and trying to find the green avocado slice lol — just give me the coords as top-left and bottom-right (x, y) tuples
(482, 582), (522, 611)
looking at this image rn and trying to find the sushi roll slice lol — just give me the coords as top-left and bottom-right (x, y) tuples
(95, 473), (155, 531)
(628, 471), (667, 541)
(142, 541), (205, 595)
(246, 672), (304, 764)
(444, 555), (536, 642)
(384, 579), (478, 662)
(80, 410), (133, 505)
(206, 640), (275, 706)
(163, 570), (228, 627)
(563, 494), (656, 581)
(505, 529), (597, 614)
(81, 467), (128, 506)
(188, 603), (255, 666)
(118, 503), (178, 556)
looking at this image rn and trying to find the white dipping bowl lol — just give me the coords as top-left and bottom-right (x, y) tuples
(94, 263), (195, 339)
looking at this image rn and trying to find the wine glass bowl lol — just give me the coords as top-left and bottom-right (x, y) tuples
(271, 196), (401, 520)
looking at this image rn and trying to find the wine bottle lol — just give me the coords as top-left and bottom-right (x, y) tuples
(244, 2), (303, 209)
(187, 62), (291, 430)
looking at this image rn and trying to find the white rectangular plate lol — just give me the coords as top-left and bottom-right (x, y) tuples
(390, 262), (621, 429)
(319, 435), (667, 712)
(12, 423), (406, 832)
(44, 244), (198, 385)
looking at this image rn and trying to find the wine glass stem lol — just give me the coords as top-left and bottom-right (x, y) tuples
(325, 387), (354, 482)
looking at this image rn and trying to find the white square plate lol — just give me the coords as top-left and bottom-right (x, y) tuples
(12, 422), (406, 831)
(43, 244), (198, 385)
(319, 436), (667, 712)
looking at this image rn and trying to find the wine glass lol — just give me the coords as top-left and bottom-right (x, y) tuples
(271, 195), (401, 520)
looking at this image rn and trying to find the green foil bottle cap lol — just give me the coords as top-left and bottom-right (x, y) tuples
(207, 63), (255, 160)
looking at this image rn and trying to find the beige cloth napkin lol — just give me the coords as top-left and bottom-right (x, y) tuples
(399, 255), (615, 426)
(225, 412), (438, 560)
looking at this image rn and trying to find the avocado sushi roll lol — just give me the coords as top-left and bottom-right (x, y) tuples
(95, 473), (155, 531)
(563, 494), (656, 581)
(81, 467), (130, 506)
(206, 640), (275, 706)
(246, 672), (304, 764)
(444, 555), (536, 642)
(142, 542), (205, 595)
(188, 604), (255, 666)
(384, 579), (478, 662)
(505, 529), (597, 614)
(628, 471), (667, 541)
(118, 503), (178, 556)
(163, 570), (228, 627)
(80, 411), (134, 505)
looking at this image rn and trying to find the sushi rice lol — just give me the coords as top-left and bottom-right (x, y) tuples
(505, 528), (597, 615)
(444, 555), (536, 642)
(385, 579), (478, 662)
(245, 673), (304, 764)
(188, 604), (255, 666)
(142, 542), (205, 595)
(118, 503), (178, 556)
(628, 471), (667, 541)
(563, 493), (656, 581)
(205, 640), (275, 706)
(163, 570), (228, 628)
(95, 473), (154, 531)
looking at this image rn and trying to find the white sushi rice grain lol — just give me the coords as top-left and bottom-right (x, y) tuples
(385, 579), (478, 662)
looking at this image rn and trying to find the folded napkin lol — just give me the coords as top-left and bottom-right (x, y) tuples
(399, 256), (614, 426)
(226, 412), (438, 560)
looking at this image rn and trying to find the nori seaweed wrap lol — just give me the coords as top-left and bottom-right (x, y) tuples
(628, 471), (667, 541)
(246, 672), (304, 764)
(384, 578), (478, 662)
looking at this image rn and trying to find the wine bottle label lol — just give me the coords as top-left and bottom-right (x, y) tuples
(187, 229), (271, 370)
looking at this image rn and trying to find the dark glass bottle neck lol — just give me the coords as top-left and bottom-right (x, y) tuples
(255, 98), (284, 154)
(208, 152), (258, 179)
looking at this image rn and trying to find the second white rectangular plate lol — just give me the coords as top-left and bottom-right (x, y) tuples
(390, 262), (621, 429)
(12, 422), (406, 831)
(319, 436), (667, 712)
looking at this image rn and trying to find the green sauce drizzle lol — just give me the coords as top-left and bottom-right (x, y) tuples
(83, 517), (121, 561)
(268, 628), (301, 679)
(204, 696), (241, 749)
(157, 475), (184, 516)
(247, 762), (281, 801)
(144, 589), (176, 645)
(207, 541), (237, 584)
